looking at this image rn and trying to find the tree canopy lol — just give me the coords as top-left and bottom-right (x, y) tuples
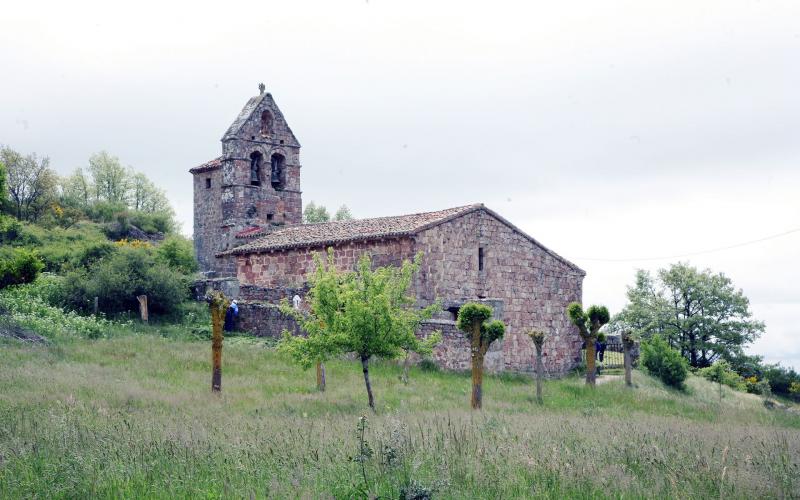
(279, 249), (440, 410)
(610, 263), (764, 368)
(303, 202), (354, 223)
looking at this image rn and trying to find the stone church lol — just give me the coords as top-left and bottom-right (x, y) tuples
(191, 86), (586, 374)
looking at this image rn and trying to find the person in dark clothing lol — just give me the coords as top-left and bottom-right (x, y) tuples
(596, 339), (607, 362)
(223, 300), (238, 332)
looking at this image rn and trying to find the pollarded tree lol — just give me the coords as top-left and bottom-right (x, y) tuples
(279, 249), (440, 411)
(567, 302), (610, 386)
(621, 330), (636, 388)
(456, 303), (505, 409)
(207, 291), (230, 393)
(526, 329), (546, 404)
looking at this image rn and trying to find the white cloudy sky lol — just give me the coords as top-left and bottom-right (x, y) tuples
(2, 1), (798, 368)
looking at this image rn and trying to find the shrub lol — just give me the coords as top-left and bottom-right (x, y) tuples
(761, 364), (800, 400)
(0, 275), (120, 339)
(640, 334), (689, 390)
(698, 360), (746, 391)
(155, 235), (198, 273)
(71, 241), (117, 270)
(62, 246), (190, 316)
(0, 213), (21, 243)
(0, 249), (44, 289)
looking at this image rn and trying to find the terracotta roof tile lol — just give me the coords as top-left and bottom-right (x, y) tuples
(235, 226), (269, 239)
(189, 157), (222, 174)
(220, 203), (585, 275)
(225, 204), (482, 255)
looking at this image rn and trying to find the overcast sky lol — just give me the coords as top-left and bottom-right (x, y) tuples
(2, 0), (798, 368)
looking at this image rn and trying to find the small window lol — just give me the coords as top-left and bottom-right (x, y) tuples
(478, 247), (484, 271)
(205, 178), (211, 189)
(266, 213), (274, 221)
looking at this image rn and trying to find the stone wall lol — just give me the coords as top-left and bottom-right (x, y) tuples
(192, 167), (225, 274)
(236, 238), (417, 289)
(236, 301), (302, 338)
(414, 209), (584, 374)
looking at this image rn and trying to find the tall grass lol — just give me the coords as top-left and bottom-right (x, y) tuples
(0, 335), (798, 498)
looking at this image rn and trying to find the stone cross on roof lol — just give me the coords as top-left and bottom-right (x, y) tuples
(258, 83), (265, 95)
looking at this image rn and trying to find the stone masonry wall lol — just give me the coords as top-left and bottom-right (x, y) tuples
(236, 238), (417, 289)
(193, 167), (225, 274)
(236, 301), (302, 338)
(414, 209), (584, 375)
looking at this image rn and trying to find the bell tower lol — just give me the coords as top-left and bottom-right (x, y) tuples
(219, 85), (303, 229)
(191, 85), (303, 275)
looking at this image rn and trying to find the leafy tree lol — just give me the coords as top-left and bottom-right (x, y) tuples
(526, 329), (546, 404)
(60, 168), (93, 210)
(88, 151), (129, 204)
(702, 360), (731, 401)
(334, 204), (354, 221)
(0, 159), (8, 213)
(456, 303), (505, 409)
(640, 334), (689, 390)
(129, 170), (171, 213)
(567, 302), (610, 386)
(303, 201), (330, 223)
(612, 263), (764, 368)
(1, 147), (58, 221)
(399, 322), (442, 384)
(279, 249), (440, 411)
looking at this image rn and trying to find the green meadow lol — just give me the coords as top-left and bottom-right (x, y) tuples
(1, 333), (798, 499)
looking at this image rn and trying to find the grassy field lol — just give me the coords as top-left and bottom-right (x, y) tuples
(1, 333), (798, 499)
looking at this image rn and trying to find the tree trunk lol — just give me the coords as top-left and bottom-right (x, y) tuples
(623, 339), (633, 388)
(361, 355), (375, 412)
(136, 295), (148, 322)
(210, 296), (227, 393)
(401, 352), (411, 385)
(585, 339), (597, 386)
(470, 323), (484, 409)
(316, 361), (326, 392)
(535, 345), (544, 404)
(471, 350), (484, 409)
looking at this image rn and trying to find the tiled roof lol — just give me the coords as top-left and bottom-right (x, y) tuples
(225, 204), (482, 255)
(235, 226), (269, 239)
(222, 203), (585, 274)
(189, 157), (222, 174)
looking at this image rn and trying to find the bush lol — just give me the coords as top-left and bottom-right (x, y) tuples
(640, 334), (689, 390)
(698, 360), (746, 391)
(0, 248), (44, 289)
(0, 213), (21, 243)
(0, 275), (120, 339)
(761, 364), (800, 401)
(62, 246), (190, 316)
(155, 235), (198, 273)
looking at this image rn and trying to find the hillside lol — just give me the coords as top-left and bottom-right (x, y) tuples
(0, 334), (797, 498)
